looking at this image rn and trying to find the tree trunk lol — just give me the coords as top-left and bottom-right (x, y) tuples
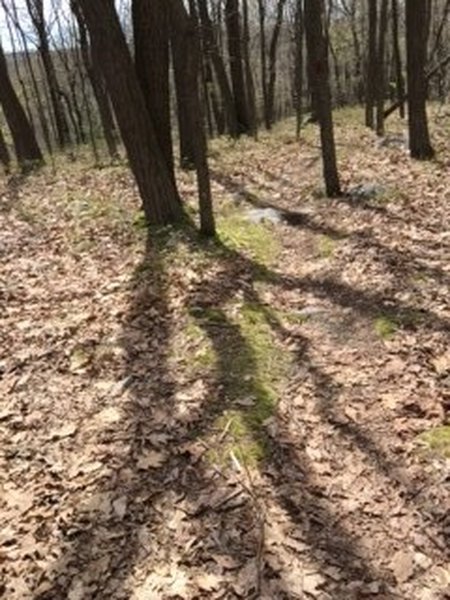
(71, 0), (119, 160)
(294, 0), (304, 138)
(375, 0), (389, 136)
(242, 0), (257, 137)
(169, 0), (215, 236)
(266, 0), (288, 129)
(0, 125), (11, 173)
(133, 0), (175, 183)
(406, 0), (435, 159)
(26, 0), (72, 149)
(0, 43), (43, 171)
(224, 0), (249, 134)
(73, 0), (183, 225)
(304, 0), (341, 196)
(392, 0), (405, 118)
(197, 0), (238, 138)
(365, 0), (377, 128)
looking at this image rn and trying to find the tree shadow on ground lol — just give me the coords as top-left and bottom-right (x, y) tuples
(213, 170), (450, 290)
(34, 222), (447, 599)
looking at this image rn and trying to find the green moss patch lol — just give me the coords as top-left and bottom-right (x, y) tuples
(418, 426), (450, 458)
(216, 212), (279, 265)
(193, 302), (289, 466)
(374, 315), (398, 339)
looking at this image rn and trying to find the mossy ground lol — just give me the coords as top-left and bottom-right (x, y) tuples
(418, 426), (450, 458)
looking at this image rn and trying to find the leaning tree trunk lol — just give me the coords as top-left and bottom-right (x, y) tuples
(0, 42), (43, 171)
(304, 0), (340, 197)
(405, 0), (435, 159)
(73, 0), (183, 225)
(132, 0), (175, 183)
(26, 0), (71, 149)
(224, 0), (249, 134)
(71, 0), (119, 160)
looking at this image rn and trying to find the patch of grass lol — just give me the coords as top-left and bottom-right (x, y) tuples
(195, 302), (289, 466)
(418, 426), (450, 458)
(317, 235), (336, 258)
(374, 315), (398, 339)
(216, 211), (279, 265)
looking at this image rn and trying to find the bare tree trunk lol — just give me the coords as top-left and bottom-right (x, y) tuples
(392, 0), (405, 118)
(197, 0), (238, 138)
(225, 0), (249, 134)
(133, 0), (175, 183)
(71, 0), (119, 160)
(0, 42), (43, 171)
(0, 125), (11, 173)
(365, 0), (377, 128)
(242, 0), (257, 137)
(406, 0), (435, 159)
(294, 0), (305, 138)
(169, 0), (215, 236)
(376, 0), (389, 136)
(266, 0), (288, 129)
(304, 0), (341, 196)
(26, 0), (72, 148)
(73, 0), (183, 225)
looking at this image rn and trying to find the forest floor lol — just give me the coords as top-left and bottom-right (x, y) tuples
(1, 107), (449, 600)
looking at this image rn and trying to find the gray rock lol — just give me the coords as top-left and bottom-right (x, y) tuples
(246, 207), (283, 224)
(350, 182), (386, 200)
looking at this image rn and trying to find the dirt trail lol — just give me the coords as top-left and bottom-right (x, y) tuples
(1, 112), (449, 599)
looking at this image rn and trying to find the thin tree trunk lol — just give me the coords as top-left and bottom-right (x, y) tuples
(225, 0), (249, 134)
(392, 0), (405, 118)
(294, 0), (304, 138)
(365, 0), (377, 128)
(197, 0), (238, 138)
(26, 0), (72, 148)
(169, 0), (215, 236)
(242, 0), (257, 137)
(266, 0), (288, 129)
(376, 0), (389, 136)
(304, 0), (341, 196)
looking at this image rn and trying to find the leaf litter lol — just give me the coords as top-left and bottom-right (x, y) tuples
(0, 109), (449, 599)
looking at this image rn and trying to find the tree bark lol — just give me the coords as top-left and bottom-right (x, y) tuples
(304, 0), (341, 197)
(197, 0), (238, 138)
(73, 0), (183, 225)
(169, 0), (215, 236)
(71, 0), (119, 160)
(392, 0), (405, 118)
(26, 0), (72, 149)
(225, 0), (249, 134)
(266, 0), (288, 129)
(294, 0), (305, 138)
(375, 0), (389, 136)
(405, 0), (435, 159)
(0, 42), (43, 171)
(133, 0), (175, 182)
(0, 125), (11, 172)
(365, 0), (377, 129)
